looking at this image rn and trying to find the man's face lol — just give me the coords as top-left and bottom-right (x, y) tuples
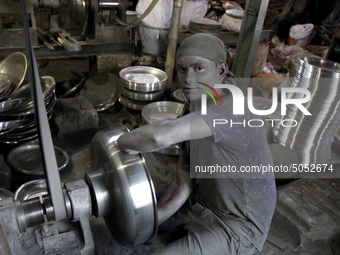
(176, 56), (223, 102)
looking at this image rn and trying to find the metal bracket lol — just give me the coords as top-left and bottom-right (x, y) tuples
(65, 180), (94, 255)
(0, 179), (95, 255)
(55, 31), (82, 52)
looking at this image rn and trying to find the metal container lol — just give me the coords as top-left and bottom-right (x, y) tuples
(122, 87), (164, 101)
(79, 73), (120, 111)
(173, 89), (186, 104)
(118, 92), (150, 111)
(141, 101), (184, 155)
(141, 101), (184, 125)
(6, 144), (69, 175)
(14, 179), (47, 201)
(0, 76), (56, 144)
(0, 98), (23, 113)
(87, 123), (157, 246)
(0, 118), (21, 132)
(119, 66), (167, 92)
(0, 52), (27, 93)
(7, 76), (56, 110)
(0, 73), (11, 95)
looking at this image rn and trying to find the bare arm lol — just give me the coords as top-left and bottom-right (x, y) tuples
(117, 113), (209, 224)
(157, 146), (192, 225)
(117, 113), (212, 153)
(157, 167), (192, 225)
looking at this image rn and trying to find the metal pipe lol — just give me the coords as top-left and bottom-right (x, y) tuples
(164, 0), (183, 98)
(99, 0), (120, 10)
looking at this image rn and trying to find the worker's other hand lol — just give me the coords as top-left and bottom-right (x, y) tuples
(157, 166), (192, 225)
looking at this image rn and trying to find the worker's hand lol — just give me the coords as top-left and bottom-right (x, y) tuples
(117, 139), (140, 154)
(157, 165), (192, 225)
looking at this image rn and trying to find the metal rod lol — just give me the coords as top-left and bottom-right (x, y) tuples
(99, 0), (120, 10)
(19, 0), (67, 221)
(36, 27), (62, 47)
(164, 0), (183, 98)
(38, 35), (55, 51)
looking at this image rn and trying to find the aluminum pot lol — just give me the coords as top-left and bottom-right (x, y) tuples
(122, 87), (164, 101)
(119, 66), (167, 92)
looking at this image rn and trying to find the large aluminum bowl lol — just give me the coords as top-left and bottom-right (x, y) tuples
(119, 66), (167, 92)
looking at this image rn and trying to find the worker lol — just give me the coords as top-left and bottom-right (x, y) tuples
(117, 33), (276, 255)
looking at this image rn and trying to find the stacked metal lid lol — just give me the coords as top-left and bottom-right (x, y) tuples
(188, 18), (222, 36)
(0, 75), (56, 145)
(119, 66), (167, 111)
(274, 56), (340, 164)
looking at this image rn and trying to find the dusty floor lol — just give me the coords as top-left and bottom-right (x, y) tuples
(0, 59), (340, 254)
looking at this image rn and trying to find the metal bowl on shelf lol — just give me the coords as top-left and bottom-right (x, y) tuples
(7, 76), (55, 111)
(119, 66), (167, 92)
(0, 52), (27, 93)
